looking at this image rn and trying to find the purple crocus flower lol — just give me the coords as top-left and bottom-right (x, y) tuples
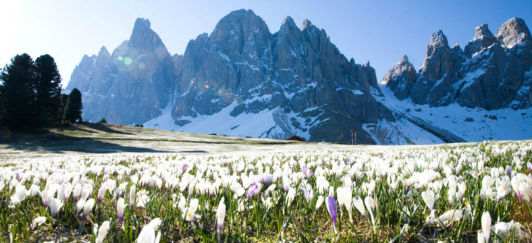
(246, 183), (261, 200)
(527, 162), (532, 171)
(182, 164), (189, 174)
(516, 191), (523, 202)
(261, 174), (273, 186)
(326, 196), (338, 233)
(506, 165), (512, 177)
(306, 169), (313, 179)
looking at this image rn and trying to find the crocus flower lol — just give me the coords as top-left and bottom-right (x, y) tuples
(97, 185), (107, 204)
(50, 198), (63, 217)
(491, 220), (530, 240)
(31, 216), (46, 229)
(10, 185), (27, 206)
(63, 183), (73, 202)
(315, 196), (324, 210)
(73, 184), (82, 201)
(81, 184), (93, 201)
(95, 221), (110, 243)
(325, 196), (338, 233)
(216, 197), (226, 234)
(184, 198), (199, 221)
(117, 197), (126, 224)
(364, 196), (377, 231)
(83, 198), (96, 218)
(246, 183), (261, 200)
(130, 185), (136, 208)
(353, 197), (366, 216)
(136, 218), (162, 243)
(76, 198), (86, 214)
(481, 211), (491, 243)
(337, 186), (353, 221)
(421, 190), (435, 210)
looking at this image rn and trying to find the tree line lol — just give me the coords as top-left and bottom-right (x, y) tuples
(0, 53), (83, 131)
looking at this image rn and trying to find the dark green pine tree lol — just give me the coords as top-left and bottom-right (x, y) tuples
(0, 54), (37, 130)
(64, 88), (82, 123)
(34, 54), (63, 127)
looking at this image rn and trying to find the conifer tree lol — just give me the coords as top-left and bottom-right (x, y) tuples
(34, 54), (63, 127)
(0, 54), (36, 130)
(64, 88), (83, 123)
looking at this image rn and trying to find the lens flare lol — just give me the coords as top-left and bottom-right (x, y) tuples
(123, 57), (133, 65)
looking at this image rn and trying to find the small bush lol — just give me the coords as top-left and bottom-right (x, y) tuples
(287, 135), (306, 142)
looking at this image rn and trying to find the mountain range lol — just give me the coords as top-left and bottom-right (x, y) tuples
(66, 9), (532, 144)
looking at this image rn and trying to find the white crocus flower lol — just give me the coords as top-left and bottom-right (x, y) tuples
(95, 221), (110, 243)
(31, 216), (46, 229)
(136, 218), (162, 243)
(364, 196), (377, 231)
(353, 197), (367, 216)
(76, 198), (86, 214)
(481, 211), (491, 243)
(337, 186), (353, 221)
(73, 183), (82, 201)
(83, 198), (96, 217)
(49, 198), (63, 217)
(10, 184), (27, 206)
(216, 197), (226, 234)
(315, 196), (324, 210)
(421, 190), (435, 211)
(129, 185), (136, 208)
(184, 198), (199, 221)
(117, 197), (126, 224)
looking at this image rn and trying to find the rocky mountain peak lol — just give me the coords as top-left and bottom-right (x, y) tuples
(429, 30), (449, 48)
(495, 17), (532, 48)
(301, 19), (313, 31)
(382, 55), (417, 99)
(212, 9), (270, 37)
(398, 55), (410, 65)
(280, 16), (299, 32)
(464, 24), (497, 57)
(128, 18), (167, 55)
(473, 24), (495, 41)
(98, 46), (110, 57)
(95, 46), (111, 65)
(210, 9), (271, 56)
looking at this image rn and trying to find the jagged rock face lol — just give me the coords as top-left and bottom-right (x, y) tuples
(384, 17), (532, 110)
(172, 10), (392, 144)
(67, 18), (177, 124)
(381, 56), (417, 100)
(464, 24), (498, 57)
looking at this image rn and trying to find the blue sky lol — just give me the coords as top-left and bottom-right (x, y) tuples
(1, 1), (531, 87)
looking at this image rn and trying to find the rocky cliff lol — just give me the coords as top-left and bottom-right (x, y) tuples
(169, 10), (393, 143)
(382, 17), (532, 110)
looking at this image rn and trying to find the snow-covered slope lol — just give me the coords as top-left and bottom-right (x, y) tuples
(377, 85), (532, 141)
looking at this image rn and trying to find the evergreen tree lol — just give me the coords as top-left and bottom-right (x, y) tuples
(0, 54), (36, 130)
(34, 54), (63, 127)
(64, 88), (82, 123)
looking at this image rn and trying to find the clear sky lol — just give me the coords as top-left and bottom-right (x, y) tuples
(1, 1), (531, 87)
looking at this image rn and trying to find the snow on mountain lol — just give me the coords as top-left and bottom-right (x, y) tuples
(378, 85), (532, 141)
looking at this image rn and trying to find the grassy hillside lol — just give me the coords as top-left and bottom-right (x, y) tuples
(0, 122), (358, 159)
